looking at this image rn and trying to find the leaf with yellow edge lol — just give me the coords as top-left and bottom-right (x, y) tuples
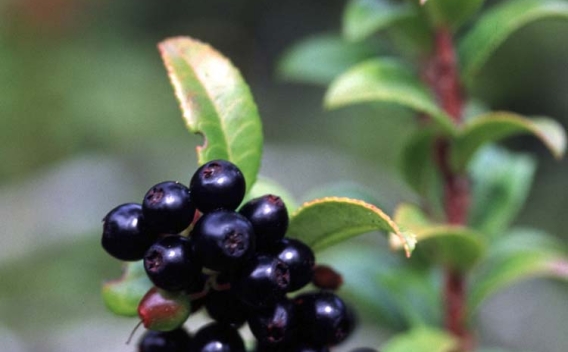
(159, 36), (263, 192)
(452, 112), (566, 171)
(288, 197), (416, 257)
(390, 203), (486, 270)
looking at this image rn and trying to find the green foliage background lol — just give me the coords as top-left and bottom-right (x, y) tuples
(0, 0), (567, 351)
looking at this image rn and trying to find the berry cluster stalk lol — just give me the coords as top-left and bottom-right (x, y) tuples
(423, 27), (471, 351)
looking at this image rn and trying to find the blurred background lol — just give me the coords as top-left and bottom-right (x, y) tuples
(0, 0), (567, 351)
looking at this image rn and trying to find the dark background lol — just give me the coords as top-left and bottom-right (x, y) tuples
(0, 1), (567, 351)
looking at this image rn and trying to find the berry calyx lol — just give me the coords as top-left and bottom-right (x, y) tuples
(102, 203), (156, 261)
(142, 181), (195, 234)
(294, 291), (354, 347)
(191, 210), (256, 272)
(270, 238), (315, 292)
(232, 254), (290, 308)
(192, 322), (246, 352)
(190, 160), (246, 213)
(143, 235), (202, 292)
(138, 328), (191, 352)
(138, 287), (191, 332)
(239, 194), (288, 251)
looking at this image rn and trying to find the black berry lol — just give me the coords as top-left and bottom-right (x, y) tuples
(102, 203), (156, 261)
(143, 235), (202, 292)
(191, 210), (256, 272)
(142, 181), (195, 234)
(205, 289), (248, 327)
(270, 238), (315, 292)
(294, 291), (354, 347)
(248, 299), (297, 345)
(192, 322), (246, 352)
(138, 328), (191, 352)
(190, 160), (246, 213)
(256, 343), (329, 352)
(239, 194), (288, 251)
(232, 254), (290, 308)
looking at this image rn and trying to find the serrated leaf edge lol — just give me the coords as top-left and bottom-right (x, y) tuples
(292, 196), (416, 257)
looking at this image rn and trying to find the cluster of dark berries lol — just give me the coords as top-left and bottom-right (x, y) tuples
(101, 159), (360, 351)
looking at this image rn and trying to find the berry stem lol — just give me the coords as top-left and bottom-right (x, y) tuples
(423, 27), (471, 350)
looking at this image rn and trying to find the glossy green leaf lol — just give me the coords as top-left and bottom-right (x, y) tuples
(452, 112), (566, 170)
(468, 146), (536, 237)
(382, 327), (459, 352)
(459, 0), (568, 81)
(423, 0), (485, 29)
(101, 261), (153, 317)
(288, 197), (416, 257)
(241, 176), (298, 213)
(277, 34), (378, 85)
(324, 58), (456, 134)
(343, 0), (414, 42)
(301, 181), (385, 209)
(390, 203), (486, 270)
(468, 229), (568, 315)
(159, 36), (263, 192)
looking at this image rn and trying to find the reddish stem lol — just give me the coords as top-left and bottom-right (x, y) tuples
(423, 28), (472, 350)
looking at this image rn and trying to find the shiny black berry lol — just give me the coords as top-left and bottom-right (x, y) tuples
(192, 323), (246, 352)
(270, 238), (315, 292)
(248, 299), (297, 345)
(232, 254), (290, 308)
(239, 194), (288, 251)
(205, 289), (248, 327)
(191, 210), (255, 272)
(288, 345), (330, 352)
(144, 235), (202, 292)
(294, 291), (355, 347)
(138, 328), (191, 352)
(190, 160), (246, 213)
(142, 181), (195, 234)
(255, 343), (329, 352)
(102, 203), (156, 261)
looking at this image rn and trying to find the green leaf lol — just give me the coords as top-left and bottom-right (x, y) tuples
(241, 176), (298, 213)
(423, 0), (485, 30)
(277, 34), (378, 85)
(399, 126), (440, 197)
(101, 261), (153, 317)
(390, 203), (486, 270)
(302, 181), (385, 209)
(382, 327), (459, 352)
(318, 243), (441, 330)
(459, 0), (568, 81)
(468, 146), (537, 237)
(342, 0), (414, 42)
(288, 197), (416, 257)
(468, 228), (568, 315)
(159, 36), (263, 192)
(324, 58), (456, 134)
(452, 112), (566, 170)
